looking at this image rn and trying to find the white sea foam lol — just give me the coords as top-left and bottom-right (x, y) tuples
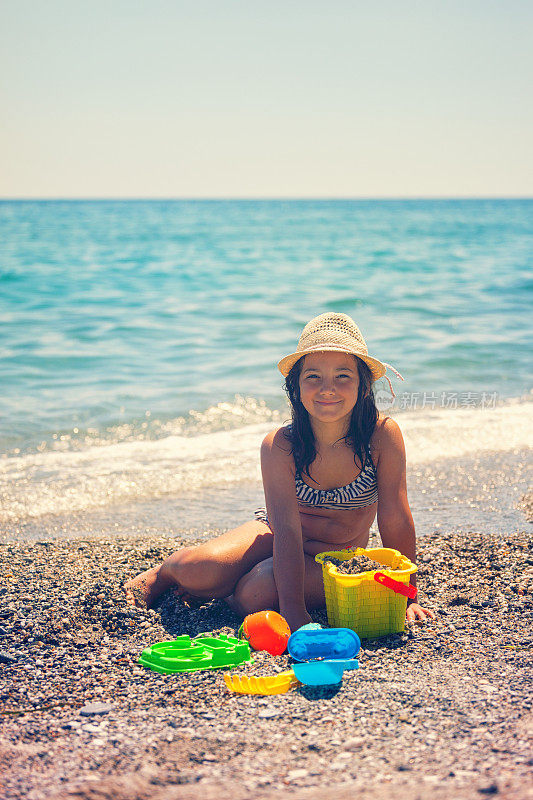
(0, 398), (531, 524)
(400, 398), (533, 464)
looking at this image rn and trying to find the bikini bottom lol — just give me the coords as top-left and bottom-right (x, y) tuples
(254, 507), (271, 529)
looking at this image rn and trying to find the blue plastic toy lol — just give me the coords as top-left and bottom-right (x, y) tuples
(296, 622), (323, 632)
(291, 659), (358, 685)
(288, 627), (361, 686)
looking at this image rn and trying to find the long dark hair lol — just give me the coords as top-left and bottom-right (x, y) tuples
(283, 355), (379, 483)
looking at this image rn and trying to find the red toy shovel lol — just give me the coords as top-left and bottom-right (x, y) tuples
(374, 572), (417, 599)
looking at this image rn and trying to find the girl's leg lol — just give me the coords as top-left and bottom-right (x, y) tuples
(124, 520), (273, 607)
(227, 554), (325, 617)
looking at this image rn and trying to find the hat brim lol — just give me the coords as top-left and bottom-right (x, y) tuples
(277, 346), (387, 382)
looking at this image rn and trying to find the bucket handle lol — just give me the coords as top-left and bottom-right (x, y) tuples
(374, 572), (417, 599)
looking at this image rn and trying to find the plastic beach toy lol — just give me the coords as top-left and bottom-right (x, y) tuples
(374, 572), (417, 599)
(297, 622), (323, 632)
(138, 633), (252, 674)
(288, 627), (360, 686)
(238, 610), (291, 656)
(224, 669), (300, 695)
(288, 627), (360, 661)
(291, 659), (358, 686)
(315, 547), (417, 638)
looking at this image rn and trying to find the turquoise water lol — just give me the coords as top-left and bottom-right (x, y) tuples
(1, 199), (532, 456)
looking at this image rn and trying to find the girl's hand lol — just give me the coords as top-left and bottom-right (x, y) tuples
(406, 601), (435, 624)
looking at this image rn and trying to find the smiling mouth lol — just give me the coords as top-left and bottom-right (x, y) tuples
(315, 400), (342, 405)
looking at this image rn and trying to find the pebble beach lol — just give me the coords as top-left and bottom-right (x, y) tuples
(1, 520), (532, 800)
(1, 197), (532, 798)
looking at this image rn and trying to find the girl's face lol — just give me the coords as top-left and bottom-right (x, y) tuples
(298, 352), (360, 426)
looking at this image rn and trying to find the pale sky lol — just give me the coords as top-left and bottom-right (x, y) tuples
(1, 0), (532, 198)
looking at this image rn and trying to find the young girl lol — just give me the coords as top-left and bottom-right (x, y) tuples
(125, 313), (434, 631)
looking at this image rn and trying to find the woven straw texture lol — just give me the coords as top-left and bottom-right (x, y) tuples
(315, 547), (417, 638)
(277, 313), (387, 379)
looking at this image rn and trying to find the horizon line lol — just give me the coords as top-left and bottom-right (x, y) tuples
(1, 195), (532, 202)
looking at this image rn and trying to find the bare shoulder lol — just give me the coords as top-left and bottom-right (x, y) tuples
(370, 415), (406, 462)
(261, 426), (295, 480)
(261, 425), (293, 460)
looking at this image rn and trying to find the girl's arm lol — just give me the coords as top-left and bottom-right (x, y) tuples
(261, 428), (313, 632)
(375, 417), (435, 623)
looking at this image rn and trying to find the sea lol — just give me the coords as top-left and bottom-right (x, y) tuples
(0, 199), (531, 541)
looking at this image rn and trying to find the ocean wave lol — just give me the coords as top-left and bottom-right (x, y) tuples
(5, 395), (286, 456)
(0, 397), (531, 525)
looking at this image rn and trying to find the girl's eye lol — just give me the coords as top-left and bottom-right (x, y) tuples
(305, 374), (320, 380)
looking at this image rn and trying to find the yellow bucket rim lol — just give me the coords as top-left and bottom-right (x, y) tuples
(315, 546), (417, 585)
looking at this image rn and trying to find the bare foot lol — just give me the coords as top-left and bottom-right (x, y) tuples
(171, 586), (203, 608)
(124, 565), (174, 608)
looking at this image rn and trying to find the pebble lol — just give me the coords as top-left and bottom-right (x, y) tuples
(286, 769), (309, 781)
(344, 736), (365, 750)
(258, 709), (280, 719)
(62, 721), (81, 730)
(1, 528), (531, 800)
(82, 723), (106, 733)
(79, 702), (115, 716)
(0, 651), (17, 663)
(478, 784), (499, 795)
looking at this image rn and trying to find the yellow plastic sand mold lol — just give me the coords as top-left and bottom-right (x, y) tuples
(224, 669), (300, 695)
(315, 547), (417, 639)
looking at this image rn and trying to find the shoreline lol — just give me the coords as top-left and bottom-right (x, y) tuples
(2, 396), (532, 540)
(1, 527), (532, 800)
(1, 446), (530, 544)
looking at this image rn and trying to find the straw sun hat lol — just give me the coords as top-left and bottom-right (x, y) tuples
(277, 312), (403, 393)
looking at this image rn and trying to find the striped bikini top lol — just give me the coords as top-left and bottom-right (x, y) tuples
(295, 446), (378, 510)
